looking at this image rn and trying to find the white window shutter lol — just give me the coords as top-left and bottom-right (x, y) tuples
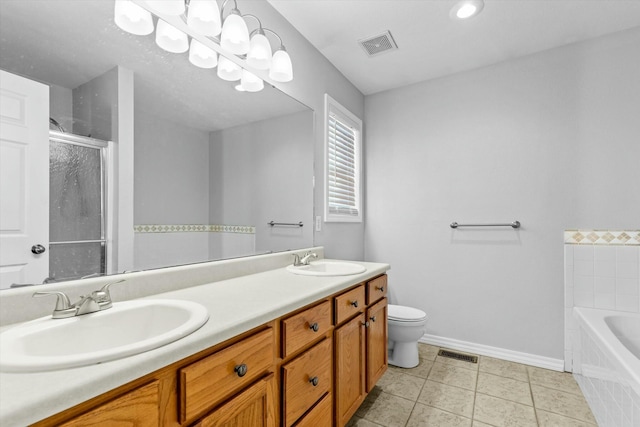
(325, 94), (362, 222)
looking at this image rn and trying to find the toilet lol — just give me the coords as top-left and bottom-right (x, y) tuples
(387, 304), (428, 368)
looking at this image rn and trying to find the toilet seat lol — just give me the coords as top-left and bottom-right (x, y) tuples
(388, 304), (427, 323)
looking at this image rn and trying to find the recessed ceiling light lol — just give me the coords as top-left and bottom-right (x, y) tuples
(450, 0), (484, 20)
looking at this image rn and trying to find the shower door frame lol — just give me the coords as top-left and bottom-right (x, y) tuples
(49, 130), (114, 279)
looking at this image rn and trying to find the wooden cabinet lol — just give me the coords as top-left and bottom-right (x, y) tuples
(192, 374), (277, 427)
(282, 338), (332, 426)
(334, 313), (366, 426)
(334, 276), (389, 426)
(37, 273), (389, 427)
(366, 298), (388, 392)
(59, 381), (159, 427)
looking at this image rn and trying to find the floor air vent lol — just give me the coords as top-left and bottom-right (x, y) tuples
(358, 30), (398, 57)
(438, 349), (478, 364)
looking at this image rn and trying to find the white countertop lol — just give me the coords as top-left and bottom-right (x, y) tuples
(0, 260), (389, 426)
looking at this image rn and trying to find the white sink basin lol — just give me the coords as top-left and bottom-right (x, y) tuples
(0, 299), (208, 372)
(286, 260), (366, 276)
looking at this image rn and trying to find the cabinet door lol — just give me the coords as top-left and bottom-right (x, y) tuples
(282, 338), (332, 426)
(366, 298), (388, 392)
(334, 313), (366, 427)
(60, 381), (159, 427)
(194, 374), (277, 427)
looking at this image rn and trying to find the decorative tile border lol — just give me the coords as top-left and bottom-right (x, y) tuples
(564, 229), (640, 245)
(134, 224), (255, 234)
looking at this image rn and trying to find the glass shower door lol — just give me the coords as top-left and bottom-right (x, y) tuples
(49, 131), (108, 281)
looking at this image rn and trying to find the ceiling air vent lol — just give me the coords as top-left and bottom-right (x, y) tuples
(358, 30), (398, 57)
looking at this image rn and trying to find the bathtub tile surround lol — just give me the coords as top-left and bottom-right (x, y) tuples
(348, 343), (596, 427)
(564, 231), (640, 371)
(564, 230), (640, 427)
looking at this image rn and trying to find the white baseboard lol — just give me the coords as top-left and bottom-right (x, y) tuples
(420, 334), (565, 372)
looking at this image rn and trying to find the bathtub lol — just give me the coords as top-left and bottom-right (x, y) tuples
(573, 307), (640, 427)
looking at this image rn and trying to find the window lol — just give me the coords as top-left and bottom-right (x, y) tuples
(324, 94), (363, 223)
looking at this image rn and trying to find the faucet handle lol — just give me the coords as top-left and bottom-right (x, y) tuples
(94, 279), (125, 303)
(33, 291), (71, 311)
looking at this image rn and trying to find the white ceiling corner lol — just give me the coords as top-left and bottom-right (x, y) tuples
(267, 0), (640, 95)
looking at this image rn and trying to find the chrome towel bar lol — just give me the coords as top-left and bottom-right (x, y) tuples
(450, 221), (521, 229)
(268, 221), (304, 227)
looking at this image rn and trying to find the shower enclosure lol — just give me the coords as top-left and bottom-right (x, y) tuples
(48, 131), (109, 281)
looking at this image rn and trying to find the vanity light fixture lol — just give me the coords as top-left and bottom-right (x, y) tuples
(450, 0), (484, 20)
(113, 0), (294, 91)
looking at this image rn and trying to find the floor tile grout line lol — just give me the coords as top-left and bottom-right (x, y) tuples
(471, 351), (479, 426)
(526, 366), (541, 426)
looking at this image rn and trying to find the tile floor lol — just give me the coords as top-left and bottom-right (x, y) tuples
(348, 343), (597, 427)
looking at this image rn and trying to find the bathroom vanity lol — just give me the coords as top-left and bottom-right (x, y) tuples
(0, 250), (389, 426)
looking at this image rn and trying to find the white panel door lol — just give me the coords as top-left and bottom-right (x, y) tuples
(0, 70), (49, 289)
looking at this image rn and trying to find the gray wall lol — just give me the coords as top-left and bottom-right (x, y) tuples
(364, 28), (640, 360)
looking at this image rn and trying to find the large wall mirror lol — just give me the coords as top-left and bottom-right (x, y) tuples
(0, 0), (314, 290)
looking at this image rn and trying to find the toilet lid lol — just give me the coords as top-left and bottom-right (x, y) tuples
(388, 304), (427, 322)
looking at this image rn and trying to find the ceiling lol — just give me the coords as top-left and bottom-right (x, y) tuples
(0, 1), (307, 133)
(268, 0), (640, 95)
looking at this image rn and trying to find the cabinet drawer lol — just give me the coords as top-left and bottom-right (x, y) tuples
(292, 393), (332, 427)
(335, 285), (365, 325)
(193, 374), (276, 427)
(366, 275), (387, 305)
(180, 328), (274, 423)
(282, 338), (332, 427)
(282, 300), (331, 358)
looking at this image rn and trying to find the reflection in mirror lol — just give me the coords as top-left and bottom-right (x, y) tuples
(0, 0), (314, 290)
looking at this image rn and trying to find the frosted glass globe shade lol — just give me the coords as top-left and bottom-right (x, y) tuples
(155, 20), (189, 53)
(189, 39), (218, 68)
(247, 33), (272, 70)
(220, 13), (250, 55)
(114, 0), (154, 35)
(187, 0), (221, 36)
(240, 69), (264, 92)
(217, 56), (242, 81)
(269, 49), (293, 82)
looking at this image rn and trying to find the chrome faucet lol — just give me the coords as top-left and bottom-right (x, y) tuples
(293, 251), (318, 266)
(33, 280), (124, 319)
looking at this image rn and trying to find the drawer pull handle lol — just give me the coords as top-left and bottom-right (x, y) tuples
(309, 322), (319, 332)
(370, 316), (377, 322)
(234, 364), (248, 377)
(350, 300), (359, 308)
(309, 376), (319, 387)
(376, 286), (384, 292)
